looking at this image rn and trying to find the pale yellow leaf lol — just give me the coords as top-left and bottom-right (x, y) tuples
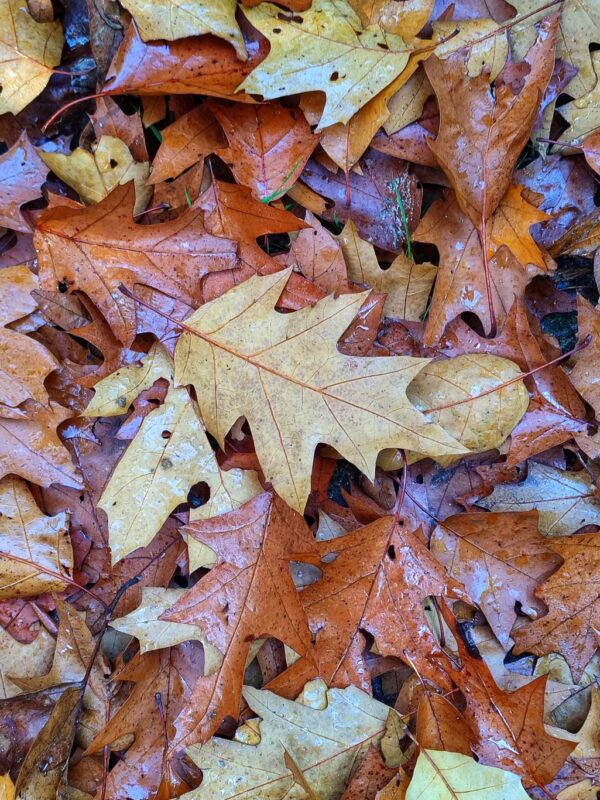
(433, 18), (508, 80)
(84, 342), (173, 417)
(406, 750), (529, 799)
(119, 0), (245, 59)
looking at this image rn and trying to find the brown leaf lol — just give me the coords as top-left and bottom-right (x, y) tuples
(104, 23), (267, 99)
(513, 533), (600, 682)
(415, 691), (472, 755)
(446, 613), (575, 787)
(13, 685), (81, 800)
(148, 104), (225, 184)
(570, 295), (600, 418)
(0, 134), (48, 233)
(430, 510), (562, 646)
(210, 101), (320, 200)
(340, 745), (396, 800)
(86, 645), (205, 800)
(160, 492), (317, 745)
(34, 183), (237, 345)
(425, 15), (558, 226)
(285, 211), (348, 294)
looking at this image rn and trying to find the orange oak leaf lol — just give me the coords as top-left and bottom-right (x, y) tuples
(209, 101), (320, 201)
(415, 690), (472, 755)
(445, 612), (575, 788)
(34, 183), (238, 345)
(430, 510), (562, 646)
(513, 533), (600, 682)
(160, 492), (318, 747)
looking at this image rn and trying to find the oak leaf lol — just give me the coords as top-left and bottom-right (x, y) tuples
(0, 0), (63, 115)
(339, 219), (436, 321)
(446, 617), (575, 787)
(210, 101), (320, 201)
(184, 680), (399, 800)
(513, 533), (600, 682)
(0, 476), (72, 599)
(174, 269), (465, 513)
(0, 402), (81, 489)
(488, 184), (550, 270)
(11, 596), (109, 748)
(406, 751), (530, 800)
(148, 104), (225, 184)
(284, 211), (348, 295)
(284, 515), (465, 692)
(34, 183), (237, 345)
(40, 135), (151, 212)
(340, 746), (396, 800)
(104, 23), (267, 99)
(0, 133), (48, 233)
(160, 492), (317, 745)
(406, 353), (529, 456)
(430, 510), (562, 645)
(119, 0), (245, 58)
(110, 588), (221, 670)
(425, 15), (557, 226)
(415, 692), (472, 755)
(477, 462), (600, 536)
(0, 625), (54, 699)
(239, 0), (413, 129)
(569, 295), (600, 418)
(86, 645), (206, 800)
(0, 265), (58, 410)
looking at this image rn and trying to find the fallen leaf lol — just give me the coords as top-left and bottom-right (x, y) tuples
(339, 219), (436, 320)
(11, 596), (109, 747)
(148, 104), (224, 184)
(174, 269), (465, 513)
(104, 22), (267, 99)
(184, 680), (399, 799)
(0, 0), (63, 115)
(85, 645), (206, 800)
(0, 476), (72, 599)
(301, 150), (422, 253)
(341, 745), (396, 800)
(34, 182), (237, 345)
(477, 462), (600, 536)
(0, 774), (14, 800)
(210, 101), (320, 200)
(406, 750), (530, 800)
(87, 96), (148, 163)
(0, 134), (49, 233)
(0, 625), (54, 699)
(488, 184), (550, 270)
(430, 510), (562, 645)
(425, 15), (557, 226)
(110, 587), (221, 670)
(513, 533), (600, 682)
(570, 295), (600, 418)
(239, 0), (413, 129)
(416, 692), (472, 754)
(119, 0), (245, 58)
(406, 353), (529, 455)
(0, 402), (81, 489)
(40, 135), (151, 212)
(160, 492), (317, 744)
(285, 211), (348, 294)
(13, 685), (81, 800)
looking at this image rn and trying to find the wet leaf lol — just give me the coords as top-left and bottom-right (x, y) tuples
(0, 134), (49, 233)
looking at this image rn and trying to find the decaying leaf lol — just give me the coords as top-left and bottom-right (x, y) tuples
(0, 134), (49, 233)
(174, 269), (465, 513)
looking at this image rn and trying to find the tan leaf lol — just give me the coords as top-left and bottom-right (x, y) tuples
(0, 476), (72, 599)
(239, 0), (412, 130)
(570, 295), (600, 418)
(477, 462), (600, 536)
(406, 353), (529, 455)
(0, 0), (63, 115)
(0, 625), (54, 699)
(174, 268), (465, 514)
(118, 0), (245, 59)
(339, 219), (436, 320)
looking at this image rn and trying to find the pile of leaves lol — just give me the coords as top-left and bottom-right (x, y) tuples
(2, 0), (600, 796)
